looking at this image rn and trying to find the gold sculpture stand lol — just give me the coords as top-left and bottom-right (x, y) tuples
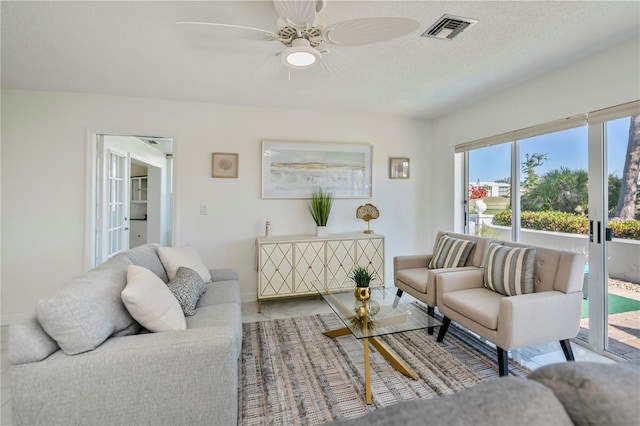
(322, 326), (417, 405)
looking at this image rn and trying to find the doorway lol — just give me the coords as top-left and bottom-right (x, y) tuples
(86, 133), (174, 268)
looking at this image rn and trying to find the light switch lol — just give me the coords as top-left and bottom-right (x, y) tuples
(200, 205), (208, 215)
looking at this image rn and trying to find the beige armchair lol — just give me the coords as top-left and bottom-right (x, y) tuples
(393, 232), (493, 332)
(435, 242), (586, 376)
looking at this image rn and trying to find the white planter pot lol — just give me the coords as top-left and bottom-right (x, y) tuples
(316, 226), (328, 237)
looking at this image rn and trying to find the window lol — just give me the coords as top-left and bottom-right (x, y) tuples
(456, 101), (640, 359)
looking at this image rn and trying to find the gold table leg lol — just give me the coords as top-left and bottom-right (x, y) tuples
(322, 327), (352, 338)
(363, 337), (372, 404)
(322, 327), (418, 405)
(369, 337), (417, 380)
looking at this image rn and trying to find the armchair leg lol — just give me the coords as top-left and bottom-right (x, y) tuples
(392, 289), (403, 308)
(497, 347), (509, 377)
(560, 339), (575, 361)
(427, 306), (434, 335)
(436, 317), (450, 342)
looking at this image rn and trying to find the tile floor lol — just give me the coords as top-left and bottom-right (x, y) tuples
(0, 296), (616, 426)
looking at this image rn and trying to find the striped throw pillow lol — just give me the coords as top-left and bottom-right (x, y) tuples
(428, 235), (476, 269)
(484, 243), (536, 296)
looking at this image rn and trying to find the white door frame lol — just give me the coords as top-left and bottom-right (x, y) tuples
(85, 130), (178, 269)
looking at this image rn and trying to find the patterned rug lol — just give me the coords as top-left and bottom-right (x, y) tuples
(238, 311), (529, 425)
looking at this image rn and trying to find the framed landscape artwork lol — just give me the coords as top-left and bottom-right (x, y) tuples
(212, 152), (239, 178)
(261, 140), (373, 199)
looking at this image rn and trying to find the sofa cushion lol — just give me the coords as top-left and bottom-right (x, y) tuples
(197, 280), (242, 307)
(167, 267), (207, 316)
(428, 235), (476, 269)
(158, 245), (211, 282)
(121, 265), (186, 332)
(442, 288), (503, 330)
(8, 316), (59, 365)
(36, 254), (140, 355)
(484, 243), (536, 296)
(529, 361), (640, 426)
(124, 243), (169, 282)
(186, 303), (243, 359)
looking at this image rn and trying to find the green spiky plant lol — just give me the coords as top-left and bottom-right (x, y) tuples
(309, 187), (333, 226)
(349, 266), (378, 288)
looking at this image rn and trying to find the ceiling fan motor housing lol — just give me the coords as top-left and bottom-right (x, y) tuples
(275, 16), (323, 47)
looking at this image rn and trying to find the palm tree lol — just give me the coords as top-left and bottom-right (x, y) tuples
(613, 115), (640, 221)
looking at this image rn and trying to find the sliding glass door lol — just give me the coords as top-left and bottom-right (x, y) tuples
(460, 102), (640, 359)
(588, 113), (640, 357)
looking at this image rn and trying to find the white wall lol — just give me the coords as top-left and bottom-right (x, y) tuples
(429, 37), (640, 236)
(1, 90), (431, 323)
(3, 36), (638, 324)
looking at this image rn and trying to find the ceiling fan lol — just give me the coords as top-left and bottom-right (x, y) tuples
(177, 0), (420, 73)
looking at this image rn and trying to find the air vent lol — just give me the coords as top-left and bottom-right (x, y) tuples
(422, 14), (478, 40)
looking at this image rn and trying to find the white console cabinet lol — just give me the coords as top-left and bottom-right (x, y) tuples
(255, 233), (384, 311)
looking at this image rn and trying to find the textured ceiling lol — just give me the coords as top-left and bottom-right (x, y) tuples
(2, 1), (639, 118)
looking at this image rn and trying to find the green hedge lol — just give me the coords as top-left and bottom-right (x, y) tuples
(492, 210), (640, 240)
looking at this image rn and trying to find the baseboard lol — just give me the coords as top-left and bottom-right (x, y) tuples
(241, 292), (258, 304)
(2, 312), (33, 325)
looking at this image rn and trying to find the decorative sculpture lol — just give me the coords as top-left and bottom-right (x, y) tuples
(356, 203), (380, 234)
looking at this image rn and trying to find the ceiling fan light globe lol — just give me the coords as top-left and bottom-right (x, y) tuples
(281, 38), (321, 69)
(286, 51), (316, 67)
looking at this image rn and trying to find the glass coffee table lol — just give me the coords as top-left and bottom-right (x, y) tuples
(313, 283), (442, 404)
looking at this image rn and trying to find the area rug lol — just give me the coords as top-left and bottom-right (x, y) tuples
(238, 311), (529, 425)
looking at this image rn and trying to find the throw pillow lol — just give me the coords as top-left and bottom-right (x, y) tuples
(167, 267), (208, 316)
(484, 243), (536, 296)
(158, 245), (212, 282)
(36, 254), (140, 355)
(121, 265), (186, 332)
(428, 235), (476, 269)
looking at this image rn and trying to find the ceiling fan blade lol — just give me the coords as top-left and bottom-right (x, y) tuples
(324, 17), (420, 46)
(273, 0), (316, 27)
(176, 22), (277, 41)
(254, 51), (284, 81)
(318, 49), (354, 78)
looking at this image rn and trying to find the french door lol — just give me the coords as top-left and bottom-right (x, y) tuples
(97, 136), (130, 264)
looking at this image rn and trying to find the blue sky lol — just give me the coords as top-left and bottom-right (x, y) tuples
(469, 117), (631, 183)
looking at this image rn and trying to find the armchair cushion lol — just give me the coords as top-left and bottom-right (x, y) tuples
(484, 243), (536, 296)
(428, 235), (476, 269)
(442, 288), (503, 330)
(396, 268), (430, 293)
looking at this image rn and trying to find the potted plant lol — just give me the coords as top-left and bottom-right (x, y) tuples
(350, 265), (377, 301)
(309, 187), (333, 236)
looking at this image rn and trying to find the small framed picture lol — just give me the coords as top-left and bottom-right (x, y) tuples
(389, 157), (410, 179)
(212, 152), (239, 178)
